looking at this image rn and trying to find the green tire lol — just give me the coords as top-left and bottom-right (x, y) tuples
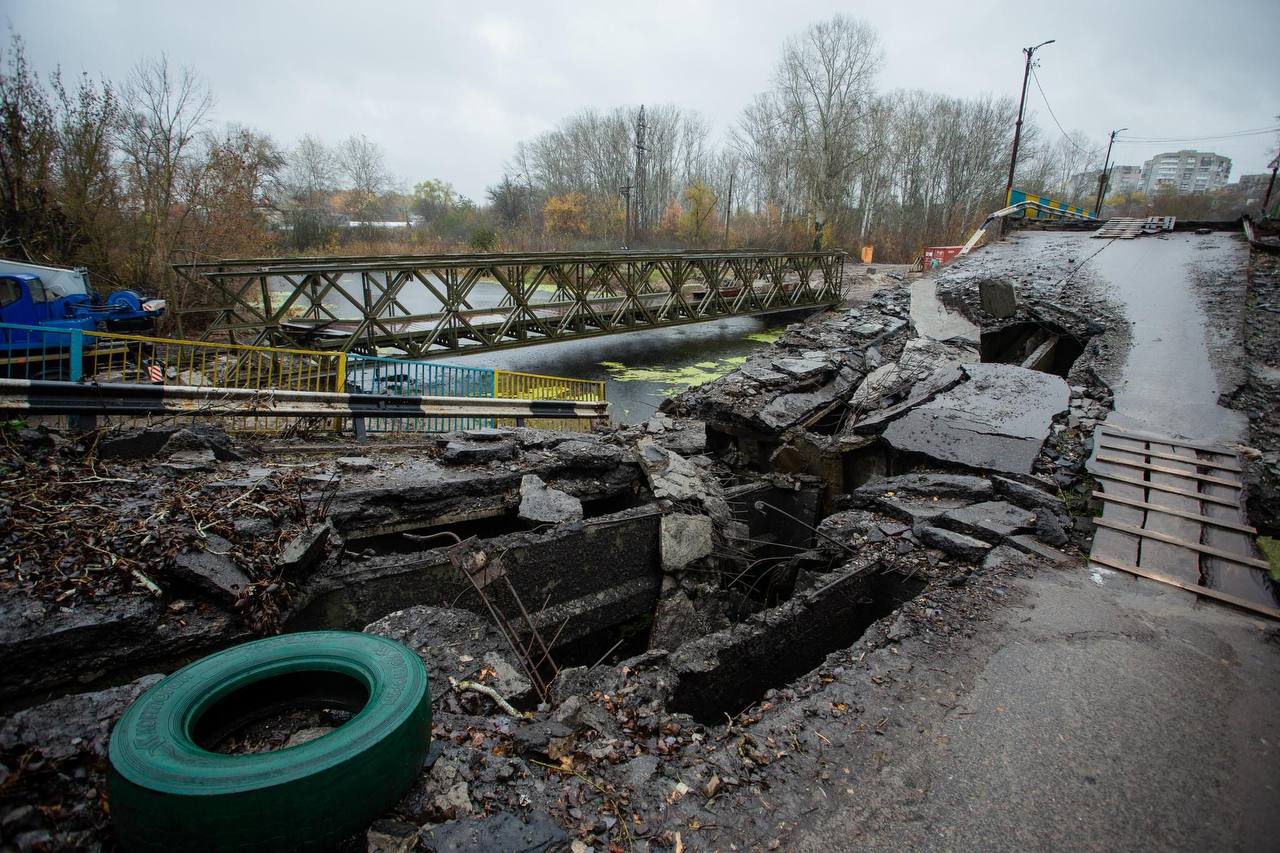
(108, 631), (431, 852)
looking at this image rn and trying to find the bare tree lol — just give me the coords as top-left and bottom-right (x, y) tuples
(285, 134), (337, 206)
(735, 15), (883, 239)
(279, 133), (339, 249)
(118, 54), (212, 293)
(337, 132), (391, 221)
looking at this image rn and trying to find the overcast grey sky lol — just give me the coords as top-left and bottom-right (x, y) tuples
(6, 0), (1279, 200)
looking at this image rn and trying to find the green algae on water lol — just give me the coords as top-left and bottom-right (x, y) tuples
(598, 356), (746, 396)
(743, 328), (785, 345)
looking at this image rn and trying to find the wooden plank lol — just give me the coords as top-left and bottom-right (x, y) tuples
(1091, 471), (1240, 507)
(1093, 518), (1270, 570)
(1097, 425), (1234, 456)
(1091, 471), (1239, 507)
(1096, 441), (1242, 472)
(1091, 492), (1257, 534)
(1089, 453), (1145, 564)
(1089, 555), (1280, 621)
(1199, 478), (1271, 605)
(1138, 442), (1203, 583)
(1093, 456), (1242, 488)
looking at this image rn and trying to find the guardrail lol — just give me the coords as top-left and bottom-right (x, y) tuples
(0, 379), (610, 434)
(494, 370), (606, 432)
(345, 353), (495, 432)
(0, 323), (609, 433)
(0, 323), (343, 388)
(0, 322), (345, 431)
(1243, 217), (1280, 254)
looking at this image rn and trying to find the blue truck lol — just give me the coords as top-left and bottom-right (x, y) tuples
(0, 259), (166, 379)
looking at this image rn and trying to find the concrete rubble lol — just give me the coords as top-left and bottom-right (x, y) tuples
(4, 227), (1277, 851)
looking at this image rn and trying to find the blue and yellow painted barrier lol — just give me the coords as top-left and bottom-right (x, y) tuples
(1006, 188), (1098, 221)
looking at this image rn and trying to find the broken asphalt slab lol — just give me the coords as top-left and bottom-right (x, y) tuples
(883, 363), (1070, 475)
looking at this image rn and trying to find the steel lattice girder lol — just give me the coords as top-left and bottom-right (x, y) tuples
(177, 249), (846, 356)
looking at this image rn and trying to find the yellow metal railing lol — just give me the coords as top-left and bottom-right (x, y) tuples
(494, 370), (606, 432)
(82, 329), (345, 432)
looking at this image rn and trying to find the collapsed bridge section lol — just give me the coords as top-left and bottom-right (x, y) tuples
(178, 249), (845, 357)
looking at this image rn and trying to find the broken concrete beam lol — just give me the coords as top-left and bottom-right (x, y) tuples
(518, 474), (584, 525)
(163, 426), (245, 461)
(851, 473), (994, 506)
(0, 595), (249, 706)
(882, 364), (1069, 475)
(916, 525), (993, 562)
(293, 506), (662, 648)
(325, 437), (638, 541)
(665, 556), (908, 723)
(277, 522), (333, 577)
(0, 673), (164, 762)
(649, 590), (704, 651)
(938, 501), (1036, 544)
(660, 513), (714, 571)
(757, 367), (860, 431)
(990, 475), (1070, 545)
(771, 355), (833, 383)
(443, 438), (517, 463)
(96, 426), (180, 459)
(636, 440), (710, 503)
(651, 419), (707, 457)
(846, 364), (966, 434)
(170, 534), (252, 603)
(991, 475), (1067, 516)
(979, 279), (1018, 319)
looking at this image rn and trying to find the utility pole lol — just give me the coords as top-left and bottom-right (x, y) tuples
(632, 106), (648, 243)
(1004, 39), (1055, 205)
(1263, 154), (1279, 219)
(723, 171), (734, 247)
(1094, 128), (1127, 217)
(619, 182), (632, 248)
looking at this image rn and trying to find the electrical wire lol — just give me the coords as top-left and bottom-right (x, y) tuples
(1029, 67), (1103, 158)
(1113, 127), (1280, 144)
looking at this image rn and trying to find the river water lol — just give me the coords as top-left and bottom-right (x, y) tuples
(286, 275), (788, 424)
(439, 317), (784, 424)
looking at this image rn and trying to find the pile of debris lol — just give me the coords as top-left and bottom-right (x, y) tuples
(0, 235), (1134, 850)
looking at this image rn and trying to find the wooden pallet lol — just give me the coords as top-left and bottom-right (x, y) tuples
(1092, 215), (1177, 239)
(1087, 424), (1277, 619)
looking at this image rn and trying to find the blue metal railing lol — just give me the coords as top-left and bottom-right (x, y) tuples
(0, 323), (85, 381)
(344, 353), (495, 432)
(1, 323), (596, 434)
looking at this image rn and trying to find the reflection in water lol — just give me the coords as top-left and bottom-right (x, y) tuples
(441, 317), (786, 424)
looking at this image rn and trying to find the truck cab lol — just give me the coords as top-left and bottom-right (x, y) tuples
(1, 272), (98, 327)
(0, 260), (165, 337)
(0, 261), (166, 380)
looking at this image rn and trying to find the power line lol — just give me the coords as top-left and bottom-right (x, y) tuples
(1113, 127), (1280, 144)
(1029, 67), (1103, 158)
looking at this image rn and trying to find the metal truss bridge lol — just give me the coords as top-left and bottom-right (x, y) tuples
(178, 249), (846, 356)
